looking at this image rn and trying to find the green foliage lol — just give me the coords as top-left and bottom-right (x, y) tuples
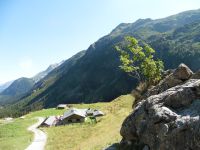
(116, 36), (164, 84)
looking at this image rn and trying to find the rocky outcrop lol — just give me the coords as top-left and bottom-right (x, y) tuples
(173, 63), (193, 80)
(191, 70), (200, 79)
(145, 63), (193, 98)
(120, 64), (200, 150)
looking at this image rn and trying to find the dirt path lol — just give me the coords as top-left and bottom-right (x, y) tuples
(25, 117), (47, 150)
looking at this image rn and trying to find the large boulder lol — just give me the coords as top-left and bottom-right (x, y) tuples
(120, 79), (200, 150)
(145, 63), (193, 97)
(173, 63), (193, 80)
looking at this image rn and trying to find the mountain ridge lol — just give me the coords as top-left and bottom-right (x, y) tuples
(0, 81), (13, 93)
(1, 77), (34, 96)
(0, 62), (63, 105)
(1, 8), (200, 117)
(32, 61), (64, 83)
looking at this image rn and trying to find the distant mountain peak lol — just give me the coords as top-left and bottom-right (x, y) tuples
(32, 60), (64, 83)
(134, 18), (152, 24)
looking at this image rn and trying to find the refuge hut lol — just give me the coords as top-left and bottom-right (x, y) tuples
(59, 108), (87, 124)
(57, 104), (68, 109)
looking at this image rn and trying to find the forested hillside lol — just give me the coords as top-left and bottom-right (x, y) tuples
(1, 9), (200, 117)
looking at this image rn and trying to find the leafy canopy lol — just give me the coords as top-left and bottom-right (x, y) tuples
(116, 36), (164, 84)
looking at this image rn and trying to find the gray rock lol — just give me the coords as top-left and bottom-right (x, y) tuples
(142, 145), (149, 150)
(103, 143), (118, 150)
(120, 79), (200, 150)
(145, 63), (193, 98)
(173, 63), (193, 80)
(191, 70), (200, 79)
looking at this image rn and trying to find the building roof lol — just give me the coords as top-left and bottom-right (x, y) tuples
(4, 117), (13, 121)
(43, 116), (57, 126)
(57, 104), (67, 108)
(93, 110), (104, 116)
(61, 108), (87, 119)
(61, 108), (104, 120)
(86, 108), (94, 115)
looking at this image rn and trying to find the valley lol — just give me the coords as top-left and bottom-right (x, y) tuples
(0, 94), (134, 150)
(2, 9), (200, 118)
(1, 4), (200, 150)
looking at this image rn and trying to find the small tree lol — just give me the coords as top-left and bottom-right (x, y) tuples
(115, 36), (164, 85)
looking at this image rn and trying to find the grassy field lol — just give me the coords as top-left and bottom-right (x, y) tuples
(0, 94), (134, 150)
(43, 94), (134, 150)
(26, 108), (67, 118)
(0, 118), (36, 150)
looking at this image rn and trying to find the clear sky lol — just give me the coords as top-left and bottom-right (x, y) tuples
(0, 0), (200, 83)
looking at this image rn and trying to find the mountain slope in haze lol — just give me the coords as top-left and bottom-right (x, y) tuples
(1, 77), (34, 96)
(1, 9), (200, 117)
(0, 81), (13, 93)
(0, 62), (63, 106)
(32, 50), (87, 93)
(0, 78), (34, 106)
(32, 61), (64, 83)
(0, 50), (88, 117)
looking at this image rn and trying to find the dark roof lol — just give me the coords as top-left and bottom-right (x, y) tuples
(61, 108), (87, 119)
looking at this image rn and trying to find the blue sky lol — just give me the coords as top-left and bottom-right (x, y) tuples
(0, 0), (200, 83)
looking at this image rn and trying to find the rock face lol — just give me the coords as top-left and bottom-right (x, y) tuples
(191, 70), (200, 79)
(120, 64), (200, 150)
(173, 63), (193, 80)
(145, 63), (193, 98)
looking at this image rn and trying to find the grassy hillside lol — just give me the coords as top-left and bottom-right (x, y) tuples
(0, 94), (134, 150)
(44, 94), (134, 150)
(0, 118), (36, 150)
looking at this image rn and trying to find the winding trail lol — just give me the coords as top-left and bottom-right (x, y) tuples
(25, 117), (47, 150)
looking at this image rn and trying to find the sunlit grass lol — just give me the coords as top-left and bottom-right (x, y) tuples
(26, 108), (67, 118)
(0, 94), (134, 150)
(0, 118), (36, 150)
(43, 94), (134, 150)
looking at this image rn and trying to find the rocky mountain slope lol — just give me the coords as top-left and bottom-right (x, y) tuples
(32, 61), (64, 83)
(1, 9), (200, 117)
(120, 64), (200, 150)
